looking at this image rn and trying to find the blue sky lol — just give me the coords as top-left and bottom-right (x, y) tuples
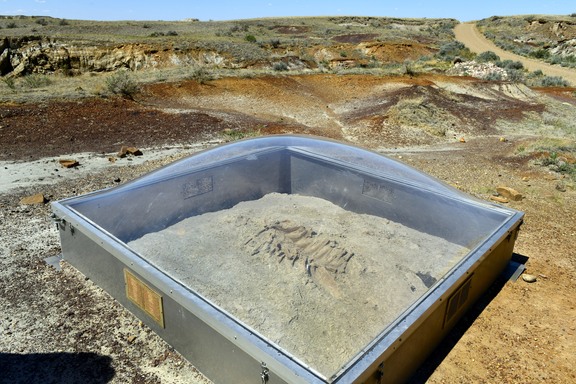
(2, 0), (575, 22)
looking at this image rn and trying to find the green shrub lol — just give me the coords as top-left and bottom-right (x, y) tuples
(496, 60), (523, 70)
(105, 70), (139, 98)
(436, 41), (471, 61)
(476, 51), (500, 63)
(483, 72), (503, 81)
(273, 62), (289, 71)
(506, 69), (524, 82)
(530, 48), (550, 60)
(539, 75), (569, 87)
(245, 34), (257, 43)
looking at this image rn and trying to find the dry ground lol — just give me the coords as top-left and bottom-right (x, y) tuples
(1, 73), (575, 383)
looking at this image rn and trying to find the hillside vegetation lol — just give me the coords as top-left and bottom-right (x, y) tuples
(477, 14), (576, 68)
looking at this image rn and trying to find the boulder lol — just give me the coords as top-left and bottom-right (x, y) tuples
(59, 159), (79, 168)
(118, 146), (143, 157)
(496, 186), (523, 201)
(20, 193), (46, 205)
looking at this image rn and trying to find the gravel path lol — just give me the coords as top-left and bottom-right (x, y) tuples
(454, 22), (576, 85)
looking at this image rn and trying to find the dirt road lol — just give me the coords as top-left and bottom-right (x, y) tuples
(454, 22), (576, 85)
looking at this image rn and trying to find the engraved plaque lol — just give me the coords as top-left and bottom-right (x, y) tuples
(124, 269), (165, 328)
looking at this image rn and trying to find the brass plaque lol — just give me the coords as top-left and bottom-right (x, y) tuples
(124, 269), (165, 328)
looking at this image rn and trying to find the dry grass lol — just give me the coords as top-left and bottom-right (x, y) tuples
(1, 15), (456, 46)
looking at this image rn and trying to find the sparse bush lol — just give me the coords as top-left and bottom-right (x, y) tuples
(506, 69), (524, 82)
(59, 19), (69, 26)
(105, 70), (139, 98)
(483, 72), (503, 81)
(6, 22), (17, 29)
(530, 48), (550, 60)
(22, 74), (52, 88)
(496, 60), (523, 70)
(35, 18), (49, 26)
(403, 60), (418, 76)
(188, 67), (214, 84)
(539, 75), (569, 87)
(477, 51), (500, 63)
(270, 39), (281, 48)
(166, 30), (178, 36)
(272, 62), (288, 71)
(436, 41), (472, 61)
(549, 55), (563, 65)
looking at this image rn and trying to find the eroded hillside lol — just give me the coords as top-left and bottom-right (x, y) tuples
(0, 16), (456, 76)
(2, 73), (575, 161)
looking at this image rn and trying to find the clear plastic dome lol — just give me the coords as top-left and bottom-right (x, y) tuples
(57, 135), (523, 380)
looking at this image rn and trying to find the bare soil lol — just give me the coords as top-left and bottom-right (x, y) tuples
(1, 72), (575, 383)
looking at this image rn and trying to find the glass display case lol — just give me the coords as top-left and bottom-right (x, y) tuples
(52, 135), (523, 383)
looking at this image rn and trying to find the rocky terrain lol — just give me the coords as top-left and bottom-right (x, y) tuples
(1, 14), (576, 384)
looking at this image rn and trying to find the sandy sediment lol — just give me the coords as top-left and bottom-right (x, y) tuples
(129, 193), (468, 377)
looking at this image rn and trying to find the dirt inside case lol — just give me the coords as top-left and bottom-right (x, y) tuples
(129, 193), (469, 377)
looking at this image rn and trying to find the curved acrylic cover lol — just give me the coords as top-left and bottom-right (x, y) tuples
(126, 135), (468, 197)
(59, 135), (523, 380)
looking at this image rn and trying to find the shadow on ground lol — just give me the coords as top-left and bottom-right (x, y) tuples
(408, 253), (529, 383)
(0, 352), (115, 384)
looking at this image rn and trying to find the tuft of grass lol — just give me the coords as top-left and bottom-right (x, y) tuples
(22, 74), (53, 88)
(1, 77), (17, 91)
(222, 127), (261, 141)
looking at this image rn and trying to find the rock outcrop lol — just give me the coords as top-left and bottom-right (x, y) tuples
(0, 35), (435, 77)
